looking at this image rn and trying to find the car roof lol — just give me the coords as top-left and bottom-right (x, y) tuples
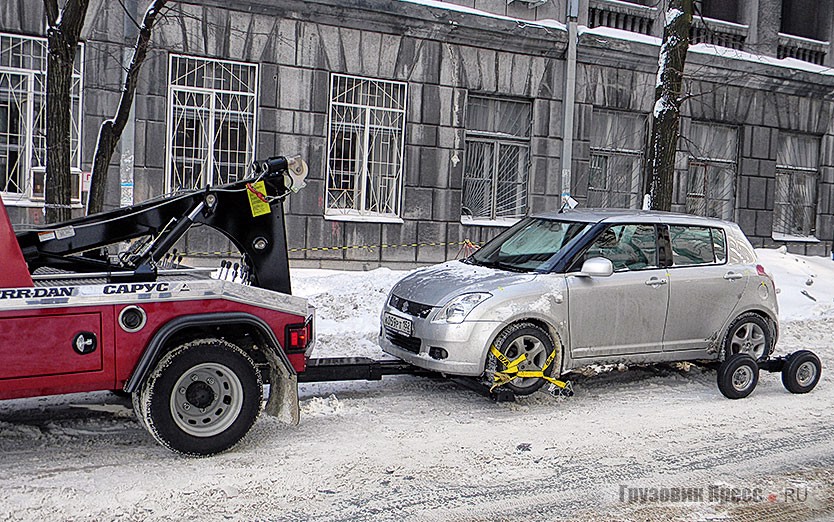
(532, 208), (736, 227)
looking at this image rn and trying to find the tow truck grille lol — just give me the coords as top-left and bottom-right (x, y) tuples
(384, 328), (422, 354)
(388, 295), (434, 318)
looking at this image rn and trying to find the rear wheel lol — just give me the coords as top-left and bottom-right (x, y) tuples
(717, 353), (759, 399)
(137, 338), (262, 456)
(781, 350), (821, 394)
(486, 323), (559, 396)
(723, 313), (773, 361)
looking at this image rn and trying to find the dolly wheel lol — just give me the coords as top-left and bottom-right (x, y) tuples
(782, 351), (822, 394)
(717, 354), (759, 399)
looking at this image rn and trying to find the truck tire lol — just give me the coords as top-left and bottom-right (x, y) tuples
(132, 390), (148, 431)
(717, 353), (759, 399)
(781, 350), (821, 394)
(137, 338), (262, 456)
(486, 322), (559, 396)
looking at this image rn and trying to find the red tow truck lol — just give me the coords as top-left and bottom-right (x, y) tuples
(0, 156), (321, 456)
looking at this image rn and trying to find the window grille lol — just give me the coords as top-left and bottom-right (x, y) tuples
(683, 122), (737, 220)
(325, 73), (407, 217)
(0, 33), (82, 203)
(589, 110), (646, 209)
(463, 96), (531, 221)
(167, 55), (257, 192)
(773, 133), (820, 238)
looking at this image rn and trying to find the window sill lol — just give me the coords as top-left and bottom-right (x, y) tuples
(460, 216), (521, 227)
(324, 211), (404, 224)
(772, 233), (820, 243)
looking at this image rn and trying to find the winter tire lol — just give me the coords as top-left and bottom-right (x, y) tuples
(722, 312), (774, 362)
(717, 353), (759, 400)
(781, 350), (821, 394)
(486, 322), (559, 396)
(138, 338), (262, 456)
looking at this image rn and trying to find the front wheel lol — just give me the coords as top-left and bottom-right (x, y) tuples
(486, 322), (559, 396)
(137, 338), (262, 456)
(717, 353), (759, 399)
(782, 350), (821, 394)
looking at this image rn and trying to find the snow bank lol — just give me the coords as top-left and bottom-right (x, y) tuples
(757, 247), (834, 322)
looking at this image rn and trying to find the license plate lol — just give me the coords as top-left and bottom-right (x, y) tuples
(384, 312), (413, 336)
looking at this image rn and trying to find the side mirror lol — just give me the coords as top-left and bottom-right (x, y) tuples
(579, 257), (614, 278)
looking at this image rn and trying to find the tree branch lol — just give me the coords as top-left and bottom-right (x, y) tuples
(44, 0), (59, 26)
(88, 0), (168, 214)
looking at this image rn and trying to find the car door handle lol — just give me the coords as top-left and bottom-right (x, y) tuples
(645, 278), (667, 286)
(723, 272), (744, 281)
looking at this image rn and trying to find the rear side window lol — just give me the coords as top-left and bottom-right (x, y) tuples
(670, 225), (726, 266)
(712, 228), (727, 263)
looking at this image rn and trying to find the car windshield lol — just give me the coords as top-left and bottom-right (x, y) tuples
(467, 218), (591, 272)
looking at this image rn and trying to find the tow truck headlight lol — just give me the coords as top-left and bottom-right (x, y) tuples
(434, 293), (492, 324)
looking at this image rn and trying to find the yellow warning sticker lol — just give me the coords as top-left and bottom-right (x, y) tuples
(247, 181), (271, 217)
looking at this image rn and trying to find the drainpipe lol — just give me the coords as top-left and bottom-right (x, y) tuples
(560, 0), (579, 206)
(120, 0), (138, 208)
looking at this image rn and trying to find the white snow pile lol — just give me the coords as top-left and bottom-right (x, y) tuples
(757, 247), (834, 321)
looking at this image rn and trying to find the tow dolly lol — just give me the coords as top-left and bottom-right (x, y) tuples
(717, 350), (822, 399)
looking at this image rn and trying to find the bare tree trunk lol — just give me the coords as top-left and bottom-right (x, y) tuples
(44, 0), (89, 223)
(87, 0), (167, 215)
(644, 0), (693, 211)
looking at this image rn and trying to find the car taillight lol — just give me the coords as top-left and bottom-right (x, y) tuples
(286, 321), (312, 352)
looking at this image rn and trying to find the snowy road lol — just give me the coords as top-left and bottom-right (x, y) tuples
(1, 250), (833, 521)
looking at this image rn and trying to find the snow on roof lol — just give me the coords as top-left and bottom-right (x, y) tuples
(579, 25), (834, 77)
(578, 25), (661, 46)
(398, 0), (566, 31)
(689, 43), (834, 76)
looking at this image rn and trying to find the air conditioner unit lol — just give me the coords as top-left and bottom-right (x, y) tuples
(507, 0), (549, 8)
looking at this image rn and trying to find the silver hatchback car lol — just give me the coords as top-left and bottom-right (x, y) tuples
(379, 209), (779, 395)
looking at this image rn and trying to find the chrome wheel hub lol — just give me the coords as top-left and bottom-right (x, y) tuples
(796, 361), (817, 387)
(732, 366), (754, 392)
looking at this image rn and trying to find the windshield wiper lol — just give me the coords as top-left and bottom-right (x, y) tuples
(478, 260), (528, 273)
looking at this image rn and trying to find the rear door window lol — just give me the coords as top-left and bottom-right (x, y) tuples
(669, 225), (726, 266)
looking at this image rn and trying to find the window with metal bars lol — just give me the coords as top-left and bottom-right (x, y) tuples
(462, 96), (531, 222)
(589, 109), (646, 209)
(325, 74), (407, 218)
(682, 122), (738, 221)
(773, 133), (820, 239)
(0, 33), (83, 204)
(166, 55), (257, 192)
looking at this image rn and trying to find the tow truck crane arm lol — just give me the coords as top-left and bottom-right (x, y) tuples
(15, 156), (307, 294)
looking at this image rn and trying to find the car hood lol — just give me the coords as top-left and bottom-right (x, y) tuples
(391, 260), (537, 306)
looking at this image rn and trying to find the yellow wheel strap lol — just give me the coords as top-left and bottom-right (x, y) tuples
(489, 345), (569, 392)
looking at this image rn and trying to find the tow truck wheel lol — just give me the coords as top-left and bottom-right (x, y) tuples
(781, 350), (822, 394)
(487, 322), (559, 396)
(138, 338), (262, 456)
(717, 353), (759, 399)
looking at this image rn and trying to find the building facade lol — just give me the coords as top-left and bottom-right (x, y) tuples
(1, 0), (833, 268)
